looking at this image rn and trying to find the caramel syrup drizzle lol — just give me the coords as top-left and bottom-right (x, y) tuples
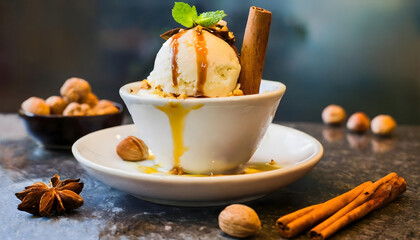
(170, 28), (208, 96)
(170, 31), (185, 86)
(156, 102), (203, 174)
(194, 28), (208, 96)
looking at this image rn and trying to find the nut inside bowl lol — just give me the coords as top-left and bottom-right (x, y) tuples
(120, 80), (286, 175)
(19, 102), (124, 149)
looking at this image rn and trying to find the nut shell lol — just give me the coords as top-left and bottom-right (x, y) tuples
(371, 115), (397, 135)
(322, 104), (346, 125)
(116, 136), (149, 161)
(218, 204), (261, 238)
(347, 112), (370, 132)
(21, 97), (50, 115)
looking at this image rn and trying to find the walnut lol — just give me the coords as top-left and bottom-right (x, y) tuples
(81, 92), (99, 108)
(46, 96), (67, 115)
(93, 100), (119, 115)
(21, 97), (50, 115)
(60, 77), (92, 102)
(63, 102), (92, 116)
(81, 103), (95, 116)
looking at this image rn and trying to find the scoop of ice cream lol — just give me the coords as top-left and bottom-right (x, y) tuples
(146, 27), (241, 97)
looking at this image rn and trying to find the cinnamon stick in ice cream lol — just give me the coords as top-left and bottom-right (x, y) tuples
(238, 6), (272, 95)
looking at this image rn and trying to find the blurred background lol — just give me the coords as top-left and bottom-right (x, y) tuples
(1, 0), (419, 124)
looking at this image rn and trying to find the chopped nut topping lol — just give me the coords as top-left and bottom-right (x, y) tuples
(229, 84), (244, 96)
(177, 93), (188, 99)
(169, 167), (185, 175)
(228, 31), (234, 39)
(155, 85), (163, 92)
(139, 79), (151, 89)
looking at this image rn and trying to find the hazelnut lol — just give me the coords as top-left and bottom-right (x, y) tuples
(322, 104), (346, 125)
(93, 100), (119, 115)
(371, 115), (397, 135)
(46, 96), (67, 115)
(346, 112), (370, 132)
(60, 77), (91, 102)
(81, 92), (99, 108)
(21, 97), (50, 115)
(218, 204), (261, 238)
(63, 102), (92, 116)
(116, 136), (149, 161)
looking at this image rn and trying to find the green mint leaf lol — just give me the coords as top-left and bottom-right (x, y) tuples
(195, 10), (227, 27)
(172, 2), (198, 28)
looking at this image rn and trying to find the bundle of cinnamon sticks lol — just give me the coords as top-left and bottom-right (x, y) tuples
(276, 172), (406, 239)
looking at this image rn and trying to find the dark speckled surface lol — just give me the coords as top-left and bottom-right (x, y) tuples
(0, 114), (419, 240)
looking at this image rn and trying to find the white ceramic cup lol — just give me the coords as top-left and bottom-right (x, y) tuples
(119, 80), (286, 175)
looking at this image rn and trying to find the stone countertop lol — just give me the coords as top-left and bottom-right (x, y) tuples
(0, 114), (419, 239)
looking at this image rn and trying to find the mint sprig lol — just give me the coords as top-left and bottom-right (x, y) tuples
(172, 2), (226, 28)
(196, 10), (227, 27)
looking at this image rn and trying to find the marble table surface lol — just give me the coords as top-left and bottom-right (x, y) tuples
(0, 114), (419, 240)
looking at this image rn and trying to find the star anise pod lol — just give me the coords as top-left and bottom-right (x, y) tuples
(15, 174), (84, 217)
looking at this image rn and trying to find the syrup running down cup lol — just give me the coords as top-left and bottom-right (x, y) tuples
(120, 80), (285, 175)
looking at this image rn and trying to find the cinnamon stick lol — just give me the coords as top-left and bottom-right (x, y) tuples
(277, 204), (320, 230)
(309, 176), (406, 240)
(308, 172), (397, 238)
(276, 181), (372, 238)
(238, 6), (272, 95)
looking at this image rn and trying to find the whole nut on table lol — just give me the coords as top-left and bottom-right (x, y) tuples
(322, 104), (347, 125)
(371, 114), (397, 136)
(116, 136), (149, 161)
(218, 204), (261, 238)
(347, 112), (370, 132)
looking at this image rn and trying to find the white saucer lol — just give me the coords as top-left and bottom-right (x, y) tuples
(72, 124), (323, 206)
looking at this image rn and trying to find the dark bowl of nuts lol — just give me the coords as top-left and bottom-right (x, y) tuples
(19, 77), (124, 149)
